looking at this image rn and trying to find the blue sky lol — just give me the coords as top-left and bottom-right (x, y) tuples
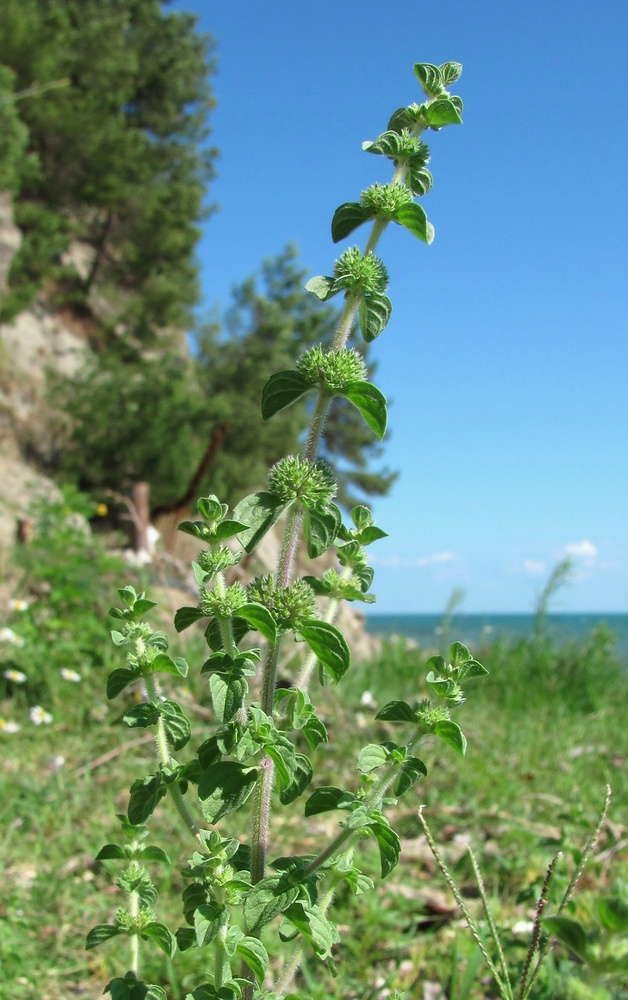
(172, 0), (628, 614)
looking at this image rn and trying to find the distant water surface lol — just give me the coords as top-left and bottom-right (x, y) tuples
(364, 613), (628, 655)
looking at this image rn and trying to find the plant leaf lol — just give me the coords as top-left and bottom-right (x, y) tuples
(425, 97), (463, 128)
(233, 492), (289, 553)
(299, 620), (350, 682)
(123, 704), (159, 729)
(198, 762), (259, 824)
(106, 667), (138, 699)
(394, 755), (428, 796)
(356, 744), (389, 773)
(304, 504), (342, 558)
(128, 773), (166, 825)
(433, 720), (467, 756)
(209, 674), (248, 723)
(174, 607), (205, 632)
(235, 936), (269, 984)
(86, 924), (122, 949)
(342, 381), (388, 437)
(542, 915), (589, 961)
(440, 61), (463, 85)
(331, 202), (374, 243)
(158, 700), (191, 750)
(357, 293), (392, 344)
(596, 895), (628, 933)
(375, 700), (417, 723)
(96, 843), (127, 861)
(414, 62), (444, 98)
(261, 370), (311, 421)
(394, 202), (433, 244)
(279, 753), (313, 805)
(304, 786), (355, 816)
(244, 874), (301, 934)
(152, 653), (189, 677)
(282, 902), (338, 959)
(194, 902), (224, 947)
(237, 602), (277, 643)
(304, 275), (336, 300)
(141, 921), (177, 958)
(370, 821), (401, 878)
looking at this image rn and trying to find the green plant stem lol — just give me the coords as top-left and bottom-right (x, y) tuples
(143, 674), (205, 844)
(275, 879), (339, 995)
(129, 886), (140, 977)
(249, 752), (275, 887)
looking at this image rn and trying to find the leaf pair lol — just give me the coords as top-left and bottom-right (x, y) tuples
(261, 369), (388, 434)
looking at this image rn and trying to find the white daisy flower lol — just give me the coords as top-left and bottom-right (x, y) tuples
(60, 668), (82, 683)
(0, 718), (21, 733)
(0, 627), (25, 647)
(8, 599), (31, 612)
(4, 669), (27, 684)
(30, 705), (53, 725)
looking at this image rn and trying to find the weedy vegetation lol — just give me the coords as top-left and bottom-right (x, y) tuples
(0, 60), (626, 1000)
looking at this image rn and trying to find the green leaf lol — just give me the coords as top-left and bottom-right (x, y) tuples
(301, 715), (328, 750)
(198, 762), (259, 824)
(449, 641), (471, 666)
(261, 370), (311, 420)
(233, 492), (289, 553)
(279, 753), (313, 805)
(440, 61), (463, 86)
(542, 915), (589, 961)
(358, 525), (388, 545)
(358, 293), (393, 344)
(110, 629), (128, 646)
(596, 895), (628, 933)
(305, 786), (355, 816)
(305, 274), (337, 300)
(152, 653), (189, 677)
(394, 203), (433, 244)
(197, 496), (226, 522)
(237, 602), (277, 643)
(213, 519), (249, 541)
(342, 381), (388, 437)
(105, 973), (167, 1000)
(194, 902), (224, 947)
(282, 902), (338, 959)
(235, 936), (269, 983)
(375, 700), (417, 723)
(244, 874), (301, 934)
(299, 620), (350, 682)
(394, 755), (428, 796)
(141, 921), (177, 958)
(86, 923), (122, 949)
(174, 607), (205, 632)
(407, 165), (433, 197)
(106, 667), (138, 700)
(159, 701), (191, 750)
(96, 843), (127, 861)
(331, 202), (374, 243)
(433, 720), (467, 756)
(370, 821), (401, 878)
(267, 740), (297, 793)
(425, 97), (463, 128)
(140, 846), (170, 864)
(123, 704), (159, 729)
(209, 674), (248, 723)
(458, 659), (489, 681)
(356, 744), (389, 773)
(362, 131), (403, 158)
(414, 62), (444, 97)
(351, 505), (374, 530)
(134, 598), (157, 616)
(304, 505), (342, 558)
(128, 774), (166, 825)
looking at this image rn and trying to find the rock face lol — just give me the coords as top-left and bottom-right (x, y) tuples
(0, 192), (89, 545)
(0, 191), (21, 293)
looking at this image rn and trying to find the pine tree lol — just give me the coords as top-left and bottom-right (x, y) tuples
(0, 0), (216, 335)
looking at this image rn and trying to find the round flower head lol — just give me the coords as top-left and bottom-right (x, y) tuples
(247, 575), (316, 633)
(60, 668), (82, 683)
(30, 705), (53, 726)
(296, 346), (367, 393)
(332, 247), (389, 296)
(361, 182), (413, 217)
(268, 456), (336, 511)
(4, 669), (27, 684)
(199, 582), (247, 618)
(0, 718), (20, 733)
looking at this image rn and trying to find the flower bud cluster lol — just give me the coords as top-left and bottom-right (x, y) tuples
(333, 247), (389, 297)
(247, 574), (316, 633)
(415, 700), (450, 730)
(268, 456), (336, 510)
(361, 182), (413, 217)
(197, 547), (242, 579)
(199, 582), (247, 618)
(296, 346), (366, 392)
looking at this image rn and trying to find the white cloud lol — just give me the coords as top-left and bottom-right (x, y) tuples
(564, 540), (598, 560)
(417, 551), (454, 567)
(372, 551), (455, 569)
(523, 559), (545, 576)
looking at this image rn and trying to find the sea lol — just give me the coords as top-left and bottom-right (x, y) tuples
(364, 613), (628, 656)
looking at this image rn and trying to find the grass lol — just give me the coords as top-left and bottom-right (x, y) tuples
(0, 503), (626, 999)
